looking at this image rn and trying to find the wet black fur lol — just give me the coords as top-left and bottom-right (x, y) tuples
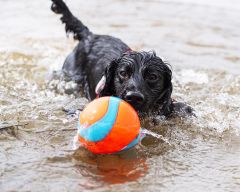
(50, 0), (194, 117)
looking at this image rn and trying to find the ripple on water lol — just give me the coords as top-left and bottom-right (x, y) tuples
(1, 43), (240, 192)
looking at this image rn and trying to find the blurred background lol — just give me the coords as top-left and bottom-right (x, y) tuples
(0, 0), (240, 192)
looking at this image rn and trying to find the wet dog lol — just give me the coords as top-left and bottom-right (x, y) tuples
(50, 0), (193, 117)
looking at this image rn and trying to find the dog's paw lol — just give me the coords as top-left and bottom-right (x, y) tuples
(172, 102), (196, 117)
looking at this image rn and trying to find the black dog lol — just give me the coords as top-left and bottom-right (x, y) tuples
(50, 0), (193, 117)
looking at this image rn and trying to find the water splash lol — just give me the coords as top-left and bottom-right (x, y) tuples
(141, 128), (171, 145)
(173, 69), (240, 136)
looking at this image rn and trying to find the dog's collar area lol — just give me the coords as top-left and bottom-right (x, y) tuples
(125, 48), (132, 53)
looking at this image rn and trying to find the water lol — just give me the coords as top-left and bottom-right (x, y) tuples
(0, 0), (240, 191)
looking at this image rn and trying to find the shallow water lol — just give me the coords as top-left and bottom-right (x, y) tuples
(0, 0), (240, 191)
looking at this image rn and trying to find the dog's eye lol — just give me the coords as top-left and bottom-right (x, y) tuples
(146, 73), (158, 82)
(119, 70), (129, 79)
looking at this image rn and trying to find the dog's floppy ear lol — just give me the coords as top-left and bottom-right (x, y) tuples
(95, 59), (118, 97)
(156, 67), (173, 116)
(158, 83), (173, 116)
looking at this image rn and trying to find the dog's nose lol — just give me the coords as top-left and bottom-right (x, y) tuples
(125, 91), (145, 105)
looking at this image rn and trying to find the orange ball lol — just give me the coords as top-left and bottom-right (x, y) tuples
(77, 96), (141, 154)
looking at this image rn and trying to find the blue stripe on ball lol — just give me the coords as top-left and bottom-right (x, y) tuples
(120, 132), (141, 151)
(78, 97), (121, 142)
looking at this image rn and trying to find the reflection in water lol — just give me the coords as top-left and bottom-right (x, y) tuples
(72, 148), (148, 184)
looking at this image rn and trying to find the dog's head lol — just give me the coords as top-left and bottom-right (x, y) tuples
(96, 51), (173, 115)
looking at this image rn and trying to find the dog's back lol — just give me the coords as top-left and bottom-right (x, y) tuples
(51, 0), (129, 99)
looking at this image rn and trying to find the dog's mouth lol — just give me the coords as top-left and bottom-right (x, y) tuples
(126, 100), (144, 111)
